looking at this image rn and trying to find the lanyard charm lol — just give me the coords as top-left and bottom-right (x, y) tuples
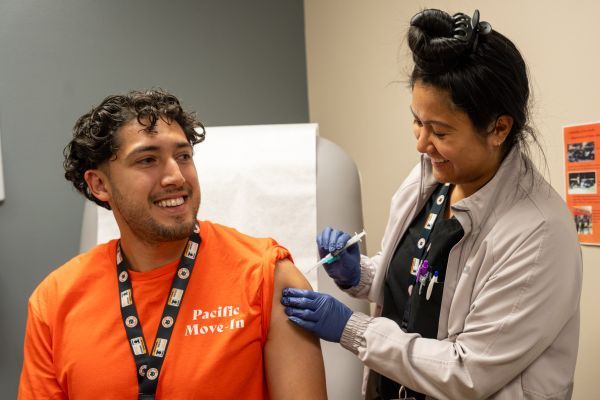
(416, 259), (430, 295)
(415, 259), (429, 284)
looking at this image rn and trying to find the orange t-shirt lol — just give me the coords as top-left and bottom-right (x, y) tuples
(19, 221), (290, 399)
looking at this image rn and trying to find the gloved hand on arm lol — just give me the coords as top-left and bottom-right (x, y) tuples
(317, 227), (361, 288)
(281, 288), (352, 343)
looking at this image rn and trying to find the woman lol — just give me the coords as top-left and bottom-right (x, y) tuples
(281, 8), (582, 400)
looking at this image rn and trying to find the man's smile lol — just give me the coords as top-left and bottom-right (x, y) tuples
(155, 196), (186, 208)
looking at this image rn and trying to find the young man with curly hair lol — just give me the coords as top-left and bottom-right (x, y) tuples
(18, 89), (326, 400)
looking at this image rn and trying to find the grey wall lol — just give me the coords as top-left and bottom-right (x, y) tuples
(0, 0), (308, 395)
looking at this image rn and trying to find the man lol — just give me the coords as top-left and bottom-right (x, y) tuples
(19, 90), (326, 399)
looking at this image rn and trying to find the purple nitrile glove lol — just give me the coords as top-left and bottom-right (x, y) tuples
(316, 227), (361, 288)
(281, 288), (353, 343)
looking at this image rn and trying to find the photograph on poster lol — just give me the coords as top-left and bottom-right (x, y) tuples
(573, 206), (593, 235)
(568, 171), (597, 195)
(567, 141), (595, 162)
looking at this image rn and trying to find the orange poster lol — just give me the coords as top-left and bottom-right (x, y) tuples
(564, 122), (600, 245)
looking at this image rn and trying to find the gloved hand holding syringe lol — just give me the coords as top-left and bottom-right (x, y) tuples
(305, 230), (366, 275)
(283, 228), (366, 342)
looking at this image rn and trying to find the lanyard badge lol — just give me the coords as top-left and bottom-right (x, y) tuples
(116, 223), (201, 400)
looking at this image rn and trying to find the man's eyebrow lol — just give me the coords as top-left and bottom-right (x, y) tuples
(174, 142), (193, 150)
(409, 107), (454, 130)
(124, 142), (192, 159)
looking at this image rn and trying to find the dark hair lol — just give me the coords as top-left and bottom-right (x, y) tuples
(408, 9), (540, 161)
(64, 89), (205, 209)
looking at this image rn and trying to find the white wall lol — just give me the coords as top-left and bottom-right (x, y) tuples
(304, 1), (600, 398)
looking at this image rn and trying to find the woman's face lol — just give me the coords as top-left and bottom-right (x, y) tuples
(410, 81), (505, 198)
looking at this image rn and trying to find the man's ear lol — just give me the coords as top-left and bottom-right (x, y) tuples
(490, 115), (514, 147)
(84, 169), (111, 204)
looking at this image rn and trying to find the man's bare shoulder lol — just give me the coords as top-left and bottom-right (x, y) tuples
(274, 258), (311, 290)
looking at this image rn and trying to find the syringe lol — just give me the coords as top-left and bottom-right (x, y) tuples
(304, 230), (367, 275)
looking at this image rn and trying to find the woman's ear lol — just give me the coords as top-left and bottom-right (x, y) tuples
(84, 169), (111, 204)
(489, 115), (513, 147)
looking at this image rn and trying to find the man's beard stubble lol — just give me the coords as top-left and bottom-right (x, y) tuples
(112, 186), (200, 245)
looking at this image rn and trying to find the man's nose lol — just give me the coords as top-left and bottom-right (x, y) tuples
(161, 158), (186, 187)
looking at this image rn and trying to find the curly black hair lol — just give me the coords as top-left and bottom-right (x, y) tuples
(64, 89), (205, 209)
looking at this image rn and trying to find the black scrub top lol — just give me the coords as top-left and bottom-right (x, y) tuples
(376, 185), (464, 400)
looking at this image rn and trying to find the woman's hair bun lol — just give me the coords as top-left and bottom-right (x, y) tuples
(408, 9), (472, 73)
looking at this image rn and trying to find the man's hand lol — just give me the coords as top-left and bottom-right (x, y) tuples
(317, 227), (361, 288)
(282, 288), (352, 342)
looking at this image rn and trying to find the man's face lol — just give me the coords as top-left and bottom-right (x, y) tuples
(101, 117), (200, 244)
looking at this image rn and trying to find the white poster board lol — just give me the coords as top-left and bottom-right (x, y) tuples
(195, 123), (319, 285)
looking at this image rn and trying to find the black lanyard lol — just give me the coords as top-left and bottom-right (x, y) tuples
(116, 223), (201, 400)
(401, 183), (450, 331)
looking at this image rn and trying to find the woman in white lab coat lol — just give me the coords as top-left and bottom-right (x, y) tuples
(282, 8), (582, 400)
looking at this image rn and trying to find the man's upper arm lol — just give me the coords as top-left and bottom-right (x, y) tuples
(18, 299), (66, 400)
(264, 259), (327, 400)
